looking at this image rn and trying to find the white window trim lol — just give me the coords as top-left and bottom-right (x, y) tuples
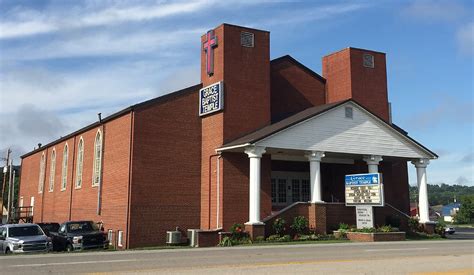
(75, 137), (84, 189)
(49, 148), (56, 192)
(92, 129), (103, 187)
(61, 143), (68, 191)
(38, 152), (45, 193)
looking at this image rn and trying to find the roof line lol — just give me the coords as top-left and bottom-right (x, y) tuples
(218, 99), (437, 159)
(271, 55), (326, 83)
(21, 83), (202, 159)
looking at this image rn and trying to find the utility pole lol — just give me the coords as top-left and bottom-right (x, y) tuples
(6, 159), (13, 223)
(1, 149), (11, 222)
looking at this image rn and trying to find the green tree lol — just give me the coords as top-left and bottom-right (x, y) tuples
(455, 195), (474, 224)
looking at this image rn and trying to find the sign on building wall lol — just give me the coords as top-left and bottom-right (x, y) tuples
(345, 173), (383, 206)
(199, 81), (224, 116)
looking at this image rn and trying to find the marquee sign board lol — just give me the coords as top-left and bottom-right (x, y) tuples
(199, 81), (224, 116)
(345, 173), (383, 206)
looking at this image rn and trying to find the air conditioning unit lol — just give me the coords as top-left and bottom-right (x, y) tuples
(166, 230), (182, 245)
(187, 229), (199, 247)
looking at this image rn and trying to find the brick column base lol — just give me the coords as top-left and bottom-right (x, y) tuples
(421, 222), (436, 234)
(309, 203), (327, 234)
(245, 223), (265, 239)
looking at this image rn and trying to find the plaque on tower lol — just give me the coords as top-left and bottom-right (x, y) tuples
(199, 81), (224, 116)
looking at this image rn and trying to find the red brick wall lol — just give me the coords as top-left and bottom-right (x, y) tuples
(219, 153), (271, 231)
(19, 114), (132, 248)
(129, 89), (202, 248)
(323, 48), (389, 121)
(200, 24), (271, 230)
(270, 57), (326, 122)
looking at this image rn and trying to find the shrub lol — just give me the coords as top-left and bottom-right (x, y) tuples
(435, 220), (447, 237)
(291, 216), (308, 235)
(266, 234), (280, 242)
(378, 225), (393, 232)
(338, 223), (350, 230)
(254, 236), (265, 243)
(297, 234), (311, 241)
(273, 218), (286, 236)
(218, 236), (233, 247)
(278, 235), (291, 242)
(230, 223), (246, 240)
(408, 217), (420, 232)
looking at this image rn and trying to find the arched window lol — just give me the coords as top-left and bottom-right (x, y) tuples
(38, 153), (45, 193)
(92, 130), (102, 187)
(75, 137), (84, 189)
(49, 149), (56, 192)
(61, 143), (68, 191)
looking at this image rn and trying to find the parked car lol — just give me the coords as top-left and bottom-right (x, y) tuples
(37, 223), (60, 237)
(445, 227), (455, 234)
(0, 224), (52, 254)
(51, 221), (108, 252)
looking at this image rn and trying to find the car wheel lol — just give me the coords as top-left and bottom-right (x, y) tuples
(5, 248), (11, 255)
(66, 244), (74, 252)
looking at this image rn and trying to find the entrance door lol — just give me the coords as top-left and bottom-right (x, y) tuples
(271, 172), (310, 209)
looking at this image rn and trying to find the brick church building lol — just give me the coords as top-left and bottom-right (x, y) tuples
(19, 23), (437, 248)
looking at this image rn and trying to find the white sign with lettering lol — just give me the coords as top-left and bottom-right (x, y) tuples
(356, 205), (374, 229)
(199, 81), (224, 116)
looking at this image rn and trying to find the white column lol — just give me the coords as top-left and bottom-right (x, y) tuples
(244, 146), (266, 225)
(363, 155), (383, 173)
(306, 151), (325, 203)
(412, 159), (430, 223)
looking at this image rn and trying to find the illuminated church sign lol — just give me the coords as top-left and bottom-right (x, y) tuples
(199, 81), (224, 116)
(203, 30), (218, 76)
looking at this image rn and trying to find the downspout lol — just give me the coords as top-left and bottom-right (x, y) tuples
(40, 147), (49, 222)
(97, 113), (105, 215)
(216, 154), (222, 229)
(68, 136), (77, 220)
(208, 153), (219, 229)
(125, 110), (134, 249)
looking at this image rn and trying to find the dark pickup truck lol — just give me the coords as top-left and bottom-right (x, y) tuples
(51, 221), (108, 252)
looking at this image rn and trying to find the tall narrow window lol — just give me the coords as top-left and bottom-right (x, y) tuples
(38, 153), (45, 193)
(92, 130), (102, 187)
(49, 149), (56, 192)
(75, 138), (84, 189)
(61, 144), (68, 191)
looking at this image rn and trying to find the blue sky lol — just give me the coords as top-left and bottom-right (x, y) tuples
(0, 0), (472, 186)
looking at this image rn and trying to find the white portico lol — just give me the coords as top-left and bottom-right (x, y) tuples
(218, 100), (438, 229)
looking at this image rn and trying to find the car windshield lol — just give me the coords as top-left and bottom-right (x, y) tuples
(8, 226), (44, 237)
(41, 224), (60, 233)
(67, 222), (98, 233)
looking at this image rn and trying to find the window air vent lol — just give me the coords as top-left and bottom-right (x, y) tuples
(363, 53), (374, 68)
(241, 31), (254, 47)
(345, 107), (353, 119)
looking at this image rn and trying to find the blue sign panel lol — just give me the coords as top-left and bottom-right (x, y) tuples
(345, 173), (381, 186)
(199, 81), (224, 116)
(345, 173), (383, 206)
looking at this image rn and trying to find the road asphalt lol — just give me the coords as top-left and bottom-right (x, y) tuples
(0, 239), (473, 274)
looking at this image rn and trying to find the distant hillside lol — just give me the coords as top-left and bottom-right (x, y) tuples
(409, 184), (474, 206)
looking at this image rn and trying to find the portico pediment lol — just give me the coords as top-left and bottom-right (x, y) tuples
(220, 100), (437, 160)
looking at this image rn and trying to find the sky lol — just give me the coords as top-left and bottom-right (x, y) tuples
(0, 0), (473, 186)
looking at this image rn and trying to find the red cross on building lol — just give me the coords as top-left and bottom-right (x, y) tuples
(203, 30), (218, 76)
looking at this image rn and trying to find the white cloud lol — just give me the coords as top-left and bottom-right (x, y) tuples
(250, 3), (370, 27)
(402, 0), (468, 22)
(457, 22), (474, 56)
(0, 0), (271, 40)
(1, 28), (204, 61)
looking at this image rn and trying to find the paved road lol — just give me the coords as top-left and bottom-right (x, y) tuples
(0, 240), (473, 274)
(446, 227), (474, 240)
